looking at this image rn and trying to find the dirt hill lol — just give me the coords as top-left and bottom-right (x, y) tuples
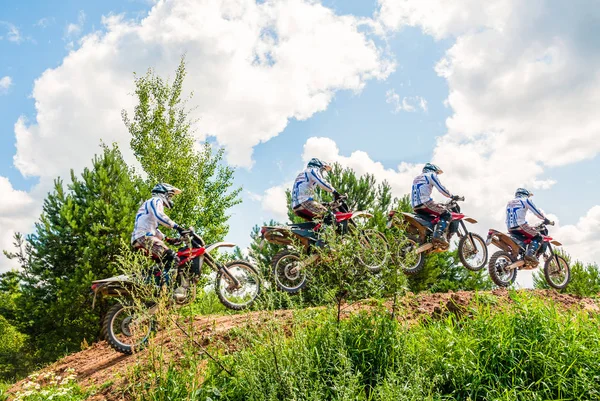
(8, 289), (599, 400)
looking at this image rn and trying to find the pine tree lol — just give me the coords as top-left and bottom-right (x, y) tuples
(3, 145), (144, 363)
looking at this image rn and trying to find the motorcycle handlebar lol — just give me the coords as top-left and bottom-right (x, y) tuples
(177, 227), (206, 245)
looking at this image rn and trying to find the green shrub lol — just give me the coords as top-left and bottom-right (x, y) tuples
(196, 293), (600, 401)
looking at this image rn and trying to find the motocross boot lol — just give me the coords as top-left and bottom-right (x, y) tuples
(524, 237), (541, 264)
(432, 219), (449, 248)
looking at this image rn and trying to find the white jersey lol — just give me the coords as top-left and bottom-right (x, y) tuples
(505, 197), (546, 229)
(131, 197), (177, 243)
(291, 167), (334, 208)
(411, 172), (452, 207)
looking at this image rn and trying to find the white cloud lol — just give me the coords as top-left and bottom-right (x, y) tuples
(376, 0), (600, 265)
(555, 206), (600, 265)
(302, 136), (421, 196)
(0, 76), (12, 94)
(35, 17), (54, 28)
(261, 185), (289, 221)
(385, 89), (427, 113)
(3, 0), (393, 270)
(246, 190), (263, 202)
(0, 22), (23, 43)
(377, 0), (513, 40)
(0, 177), (39, 271)
(65, 11), (86, 38)
(14, 0), (393, 179)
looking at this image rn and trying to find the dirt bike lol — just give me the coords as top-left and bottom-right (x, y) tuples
(386, 196), (488, 274)
(485, 221), (570, 289)
(260, 195), (389, 294)
(91, 228), (261, 354)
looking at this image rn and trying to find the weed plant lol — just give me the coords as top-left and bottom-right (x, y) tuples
(193, 292), (600, 401)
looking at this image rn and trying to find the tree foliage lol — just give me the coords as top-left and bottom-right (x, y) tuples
(534, 252), (600, 296)
(122, 56), (241, 243)
(406, 250), (492, 293)
(3, 145), (144, 364)
(0, 58), (243, 374)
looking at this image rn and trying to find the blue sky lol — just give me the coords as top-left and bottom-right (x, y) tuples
(2, 0), (600, 286)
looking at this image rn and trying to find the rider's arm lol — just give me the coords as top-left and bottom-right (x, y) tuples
(150, 198), (178, 229)
(310, 169), (335, 193)
(525, 198), (546, 220)
(430, 173), (453, 199)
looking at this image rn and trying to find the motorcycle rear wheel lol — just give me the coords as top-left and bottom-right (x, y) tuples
(544, 254), (570, 289)
(272, 250), (308, 294)
(216, 260), (261, 310)
(458, 233), (488, 271)
(102, 302), (154, 355)
(488, 251), (517, 287)
(356, 229), (389, 273)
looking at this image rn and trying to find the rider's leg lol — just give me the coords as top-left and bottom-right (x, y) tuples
(134, 236), (179, 284)
(432, 210), (451, 247)
(417, 201), (450, 247)
(299, 200), (331, 247)
(518, 224), (542, 263)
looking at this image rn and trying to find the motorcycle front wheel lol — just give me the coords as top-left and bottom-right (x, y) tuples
(102, 302), (155, 355)
(458, 233), (488, 271)
(488, 251), (517, 287)
(356, 229), (389, 273)
(544, 254), (570, 289)
(216, 260), (261, 310)
(272, 250), (308, 294)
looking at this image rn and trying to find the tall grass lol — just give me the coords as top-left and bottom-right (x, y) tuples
(192, 292), (600, 401)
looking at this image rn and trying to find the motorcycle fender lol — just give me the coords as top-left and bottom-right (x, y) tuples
(351, 211), (373, 219)
(464, 217), (478, 224)
(91, 290), (99, 310)
(91, 274), (131, 284)
(205, 242), (236, 253)
(550, 240), (562, 246)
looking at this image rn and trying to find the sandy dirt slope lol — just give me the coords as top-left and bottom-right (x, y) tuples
(8, 290), (599, 400)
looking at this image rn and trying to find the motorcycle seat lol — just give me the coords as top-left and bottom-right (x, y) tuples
(411, 214), (435, 229)
(508, 232), (527, 249)
(287, 222), (318, 230)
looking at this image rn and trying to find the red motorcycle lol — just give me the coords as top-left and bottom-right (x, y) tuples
(485, 221), (570, 289)
(261, 195), (389, 293)
(91, 228), (261, 354)
(387, 197), (488, 274)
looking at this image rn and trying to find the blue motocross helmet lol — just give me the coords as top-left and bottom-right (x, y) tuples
(422, 163), (443, 174)
(515, 188), (533, 198)
(307, 158), (332, 172)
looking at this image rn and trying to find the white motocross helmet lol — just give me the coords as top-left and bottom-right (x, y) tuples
(151, 183), (182, 209)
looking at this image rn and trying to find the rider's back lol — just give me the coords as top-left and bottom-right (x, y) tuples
(291, 167), (333, 207)
(411, 172), (451, 207)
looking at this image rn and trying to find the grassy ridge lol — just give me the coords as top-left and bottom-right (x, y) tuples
(191, 292), (598, 400)
(11, 292), (600, 400)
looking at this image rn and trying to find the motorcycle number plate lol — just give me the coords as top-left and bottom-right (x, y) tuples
(485, 237), (492, 246)
(386, 220), (392, 229)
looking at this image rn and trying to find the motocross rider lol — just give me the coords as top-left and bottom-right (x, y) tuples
(131, 183), (187, 273)
(506, 188), (552, 263)
(411, 163), (459, 247)
(291, 158), (340, 223)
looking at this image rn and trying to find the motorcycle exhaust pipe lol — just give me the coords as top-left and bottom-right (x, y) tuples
(415, 243), (433, 254)
(297, 254), (320, 270)
(505, 260), (524, 271)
